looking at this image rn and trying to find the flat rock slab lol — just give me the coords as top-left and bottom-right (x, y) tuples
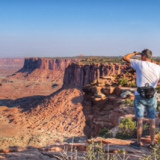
(0, 137), (156, 160)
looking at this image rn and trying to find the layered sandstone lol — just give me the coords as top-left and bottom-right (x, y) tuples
(82, 78), (136, 138)
(9, 58), (79, 81)
(21, 58), (73, 71)
(63, 63), (131, 88)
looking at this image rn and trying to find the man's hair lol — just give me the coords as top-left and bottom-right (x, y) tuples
(141, 49), (152, 59)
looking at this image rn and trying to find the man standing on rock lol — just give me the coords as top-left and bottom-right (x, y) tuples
(123, 49), (160, 149)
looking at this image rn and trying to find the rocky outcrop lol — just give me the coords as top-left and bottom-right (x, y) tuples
(10, 58), (79, 81)
(80, 69), (137, 138)
(63, 63), (131, 88)
(21, 58), (75, 71)
(0, 137), (156, 160)
(8, 57), (133, 87)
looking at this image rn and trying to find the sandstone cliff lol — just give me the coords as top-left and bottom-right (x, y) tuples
(10, 58), (78, 81)
(21, 58), (73, 71)
(63, 63), (130, 88)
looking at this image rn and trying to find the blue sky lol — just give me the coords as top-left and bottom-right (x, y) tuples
(0, 0), (160, 57)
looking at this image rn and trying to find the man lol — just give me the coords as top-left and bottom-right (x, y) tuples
(123, 49), (160, 149)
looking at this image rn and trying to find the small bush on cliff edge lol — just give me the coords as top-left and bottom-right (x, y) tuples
(118, 78), (128, 87)
(116, 118), (136, 139)
(85, 141), (106, 160)
(129, 81), (137, 87)
(124, 99), (134, 107)
(85, 141), (129, 160)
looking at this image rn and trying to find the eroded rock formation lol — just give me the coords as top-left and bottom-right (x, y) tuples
(82, 78), (136, 138)
(10, 58), (79, 81)
(63, 63), (131, 88)
(22, 58), (73, 71)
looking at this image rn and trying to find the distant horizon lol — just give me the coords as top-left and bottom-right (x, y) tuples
(1, 55), (160, 59)
(0, 0), (160, 57)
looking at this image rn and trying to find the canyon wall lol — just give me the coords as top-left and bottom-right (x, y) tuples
(11, 58), (79, 81)
(63, 63), (130, 88)
(21, 58), (75, 71)
(5, 57), (160, 87)
(10, 57), (131, 87)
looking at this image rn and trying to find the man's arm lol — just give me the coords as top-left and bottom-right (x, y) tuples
(122, 52), (141, 63)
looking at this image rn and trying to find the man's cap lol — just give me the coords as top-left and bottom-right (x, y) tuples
(141, 49), (152, 59)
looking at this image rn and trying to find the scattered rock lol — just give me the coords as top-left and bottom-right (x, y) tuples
(120, 91), (134, 98)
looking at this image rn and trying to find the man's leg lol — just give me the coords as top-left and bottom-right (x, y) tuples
(130, 95), (144, 149)
(149, 119), (155, 145)
(137, 118), (143, 144)
(146, 95), (157, 146)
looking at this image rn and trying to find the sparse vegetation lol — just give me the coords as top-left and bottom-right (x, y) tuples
(124, 99), (134, 107)
(84, 141), (129, 160)
(76, 56), (123, 65)
(118, 78), (128, 87)
(116, 118), (136, 139)
(85, 141), (106, 160)
(59, 137), (160, 160)
(60, 144), (78, 160)
(129, 81), (137, 87)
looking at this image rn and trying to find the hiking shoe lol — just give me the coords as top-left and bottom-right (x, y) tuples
(130, 141), (141, 149)
(147, 143), (157, 149)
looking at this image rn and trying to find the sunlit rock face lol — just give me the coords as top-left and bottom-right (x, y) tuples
(9, 58), (78, 81)
(22, 58), (73, 71)
(63, 63), (130, 88)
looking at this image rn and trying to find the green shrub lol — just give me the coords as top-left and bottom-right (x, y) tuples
(118, 78), (128, 87)
(99, 128), (113, 138)
(85, 141), (106, 160)
(129, 81), (137, 87)
(116, 118), (136, 139)
(124, 99), (134, 107)
(85, 141), (129, 160)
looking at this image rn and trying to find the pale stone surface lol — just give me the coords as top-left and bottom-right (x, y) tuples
(0, 138), (156, 160)
(120, 90), (134, 98)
